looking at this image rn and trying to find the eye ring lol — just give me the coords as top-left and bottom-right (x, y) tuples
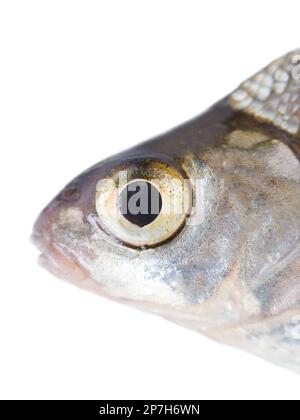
(95, 160), (191, 248)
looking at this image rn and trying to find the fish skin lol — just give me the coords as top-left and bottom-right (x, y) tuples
(33, 49), (300, 373)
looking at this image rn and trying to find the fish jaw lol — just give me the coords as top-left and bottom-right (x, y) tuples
(32, 203), (117, 299)
(32, 198), (90, 285)
(32, 231), (88, 285)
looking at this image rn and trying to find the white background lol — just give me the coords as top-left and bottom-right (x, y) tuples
(1, 0), (300, 400)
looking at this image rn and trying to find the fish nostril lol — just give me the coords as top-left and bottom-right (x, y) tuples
(60, 185), (81, 202)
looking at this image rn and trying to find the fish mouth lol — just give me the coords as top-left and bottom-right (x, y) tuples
(31, 218), (109, 298)
(31, 231), (89, 285)
(31, 231), (124, 301)
(32, 200), (91, 285)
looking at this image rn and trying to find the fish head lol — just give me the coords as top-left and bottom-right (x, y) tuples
(33, 123), (300, 332)
(33, 48), (300, 372)
(33, 150), (225, 304)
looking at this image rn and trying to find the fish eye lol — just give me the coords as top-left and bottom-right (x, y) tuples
(95, 160), (191, 248)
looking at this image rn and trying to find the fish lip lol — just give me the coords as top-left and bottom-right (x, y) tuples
(31, 230), (89, 284)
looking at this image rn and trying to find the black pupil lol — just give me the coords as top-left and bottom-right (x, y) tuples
(119, 181), (163, 228)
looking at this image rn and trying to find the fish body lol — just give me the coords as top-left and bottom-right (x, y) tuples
(33, 49), (300, 373)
